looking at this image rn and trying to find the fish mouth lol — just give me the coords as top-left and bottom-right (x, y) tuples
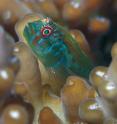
(15, 13), (45, 40)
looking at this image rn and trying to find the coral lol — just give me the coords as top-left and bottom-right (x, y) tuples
(0, 0), (117, 124)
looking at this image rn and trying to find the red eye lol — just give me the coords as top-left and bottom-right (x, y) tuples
(41, 26), (53, 38)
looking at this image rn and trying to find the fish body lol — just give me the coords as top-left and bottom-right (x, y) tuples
(22, 16), (94, 78)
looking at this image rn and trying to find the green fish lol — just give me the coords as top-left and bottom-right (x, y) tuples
(16, 14), (94, 79)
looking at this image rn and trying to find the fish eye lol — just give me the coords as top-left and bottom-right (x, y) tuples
(41, 26), (53, 38)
